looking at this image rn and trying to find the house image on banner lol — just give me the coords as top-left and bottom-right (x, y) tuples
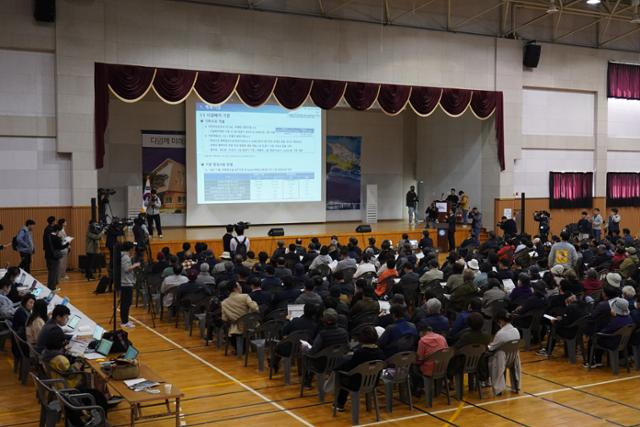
(149, 158), (186, 213)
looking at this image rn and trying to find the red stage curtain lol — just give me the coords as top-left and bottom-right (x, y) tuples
(274, 77), (313, 109)
(107, 64), (155, 101)
(409, 86), (442, 116)
(549, 172), (593, 209)
(377, 84), (411, 115)
(236, 74), (277, 106)
(495, 92), (505, 170)
(94, 63), (108, 169)
(440, 88), (472, 116)
(310, 79), (346, 109)
(344, 82), (380, 110)
(153, 68), (197, 103)
(194, 71), (238, 104)
(607, 172), (640, 206)
(607, 62), (640, 100)
(470, 90), (497, 118)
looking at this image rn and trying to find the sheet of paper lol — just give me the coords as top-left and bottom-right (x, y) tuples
(63, 236), (74, 244)
(124, 378), (147, 387)
(502, 279), (516, 293)
(83, 352), (106, 360)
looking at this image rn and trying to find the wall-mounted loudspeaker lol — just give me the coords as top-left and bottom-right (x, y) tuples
(268, 228), (285, 237)
(523, 43), (541, 68)
(34, 0), (55, 22)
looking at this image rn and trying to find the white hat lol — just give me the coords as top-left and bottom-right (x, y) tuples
(220, 251), (231, 260)
(611, 298), (630, 316)
(466, 259), (479, 271)
(606, 272), (622, 288)
(550, 264), (564, 276)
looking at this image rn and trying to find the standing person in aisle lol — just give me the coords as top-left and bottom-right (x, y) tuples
(591, 208), (603, 241)
(406, 185), (419, 224)
(144, 189), (163, 239)
(57, 218), (70, 281)
(606, 208), (621, 238)
(85, 220), (103, 280)
(120, 241), (140, 329)
(447, 210), (457, 251)
(16, 219), (35, 273)
(44, 222), (68, 291)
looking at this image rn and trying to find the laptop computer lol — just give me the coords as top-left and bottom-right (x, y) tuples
(121, 345), (139, 360)
(66, 314), (81, 330)
(95, 338), (113, 356)
(93, 325), (105, 341)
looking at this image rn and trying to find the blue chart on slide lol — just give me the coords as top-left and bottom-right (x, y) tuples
(195, 102), (322, 204)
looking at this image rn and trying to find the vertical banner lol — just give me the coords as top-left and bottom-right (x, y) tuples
(141, 130), (186, 215)
(326, 135), (361, 210)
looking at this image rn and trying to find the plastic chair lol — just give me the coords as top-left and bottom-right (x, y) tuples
(300, 343), (348, 402)
(55, 388), (108, 427)
(271, 330), (310, 385)
(493, 339), (521, 394)
(453, 344), (487, 400)
(263, 308), (287, 322)
(517, 308), (545, 351)
(550, 315), (588, 364)
(630, 328), (640, 371)
(248, 319), (286, 371)
(382, 351), (416, 412)
(421, 347), (454, 407)
(7, 322), (32, 384)
(333, 360), (385, 425)
(589, 323), (635, 374)
(31, 373), (66, 427)
(0, 318), (11, 352)
(349, 312), (378, 331)
(224, 312), (261, 358)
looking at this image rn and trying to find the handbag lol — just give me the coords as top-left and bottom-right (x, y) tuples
(110, 359), (140, 380)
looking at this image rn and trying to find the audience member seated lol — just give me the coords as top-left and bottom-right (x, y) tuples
(396, 262), (419, 295)
(537, 285), (586, 358)
(419, 259), (443, 285)
(450, 269), (479, 312)
(453, 312), (491, 350)
(446, 261), (465, 291)
(249, 277), (271, 313)
(335, 248), (357, 274)
(353, 252), (377, 279)
(481, 278), (507, 317)
(304, 308), (349, 386)
(35, 304), (70, 354)
(0, 278), (16, 320)
(177, 242), (192, 262)
(309, 246), (332, 271)
(611, 246), (626, 271)
(332, 325), (384, 412)
(26, 299), (48, 346)
(620, 247), (639, 279)
(412, 324), (448, 393)
(162, 256), (179, 278)
(0, 267), (21, 303)
(415, 298), (449, 335)
(195, 263), (216, 287)
(274, 257), (292, 278)
(221, 281), (259, 348)
(161, 266), (189, 308)
(349, 284), (380, 320)
(272, 303), (320, 373)
(242, 251), (258, 270)
(12, 293), (35, 336)
(488, 310), (520, 395)
(295, 279), (323, 306)
(292, 263), (308, 289)
(587, 297), (633, 368)
(261, 265), (283, 293)
(448, 298), (482, 344)
(582, 268), (602, 297)
(176, 269), (213, 304)
(377, 304), (417, 358)
(509, 274), (533, 308)
(375, 260), (398, 298)
(272, 276), (301, 309)
(474, 262), (491, 290)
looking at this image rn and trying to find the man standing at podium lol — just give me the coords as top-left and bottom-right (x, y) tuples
(406, 185), (419, 224)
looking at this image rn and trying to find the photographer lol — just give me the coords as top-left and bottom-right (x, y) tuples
(85, 220), (103, 280)
(98, 188), (115, 223)
(120, 241), (141, 328)
(498, 215), (517, 240)
(534, 210), (551, 242)
(144, 189), (163, 239)
(132, 215), (150, 260)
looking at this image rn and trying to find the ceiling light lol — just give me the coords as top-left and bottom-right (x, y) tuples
(547, 0), (559, 13)
(586, 0), (600, 5)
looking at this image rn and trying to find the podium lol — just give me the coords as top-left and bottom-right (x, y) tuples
(435, 223), (449, 252)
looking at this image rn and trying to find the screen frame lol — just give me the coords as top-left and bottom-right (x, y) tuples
(185, 94), (327, 226)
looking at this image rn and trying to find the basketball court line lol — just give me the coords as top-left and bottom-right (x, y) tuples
(129, 315), (315, 427)
(358, 374), (640, 426)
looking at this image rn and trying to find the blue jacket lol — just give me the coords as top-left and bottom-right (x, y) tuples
(16, 226), (34, 254)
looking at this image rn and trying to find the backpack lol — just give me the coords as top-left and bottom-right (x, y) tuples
(11, 235), (18, 251)
(102, 329), (131, 353)
(233, 236), (248, 257)
(94, 276), (112, 294)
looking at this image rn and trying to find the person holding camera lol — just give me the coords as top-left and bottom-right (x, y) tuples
(85, 220), (103, 280)
(120, 241), (141, 328)
(144, 189), (163, 239)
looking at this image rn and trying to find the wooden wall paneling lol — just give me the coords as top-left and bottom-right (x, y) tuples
(0, 206), (91, 271)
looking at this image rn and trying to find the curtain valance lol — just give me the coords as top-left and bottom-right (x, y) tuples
(95, 63), (505, 170)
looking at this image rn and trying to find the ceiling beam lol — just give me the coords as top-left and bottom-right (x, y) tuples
(318, 0), (325, 16)
(327, 0), (356, 15)
(390, 0), (437, 23)
(601, 0), (621, 38)
(383, 0), (390, 24)
(452, 0), (504, 31)
(554, 4), (633, 41)
(447, 0), (452, 31)
(600, 26), (640, 47)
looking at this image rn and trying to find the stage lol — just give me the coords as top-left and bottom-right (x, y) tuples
(145, 220), (472, 257)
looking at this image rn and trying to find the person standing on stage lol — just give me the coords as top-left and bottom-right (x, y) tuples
(406, 185), (419, 224)
(458, 190), (470, 223)
(446, 188), (459, 209)
(591, 208), (603, 242)
(16, 220), (35, 273)
(144, 189), (163, 239)
(606, 208), (621, 238)
(447, 210), (457, 251)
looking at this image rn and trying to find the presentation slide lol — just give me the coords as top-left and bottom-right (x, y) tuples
(195, 102), (322, 204)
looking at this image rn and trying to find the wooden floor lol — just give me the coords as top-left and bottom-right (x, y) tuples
(2, 272), (640, 426)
